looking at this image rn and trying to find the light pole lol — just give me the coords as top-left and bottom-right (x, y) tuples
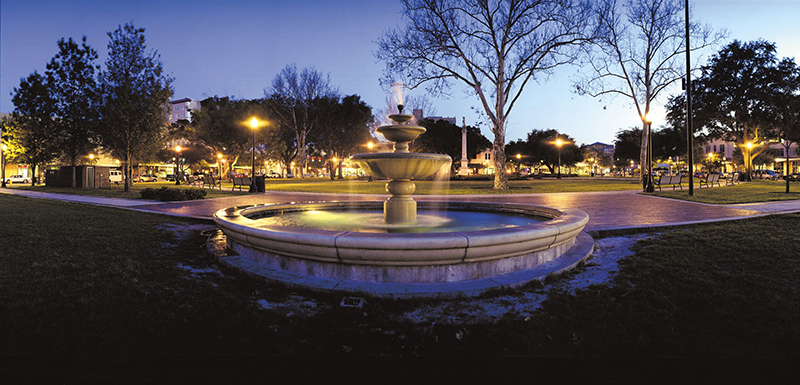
(554, 138), (565, 179)
(367, 142), (374, 182)
(217, 153), (223, 178)
(745, 141), (753, 180)
(1, 144), (6, 188)
(249, 117), (258, 192)
(175, 145), (182, 185)
(645, 119), (655, 192)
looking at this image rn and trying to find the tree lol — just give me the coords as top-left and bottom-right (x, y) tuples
(583, 146), (613, 174)
(377, 0), (599, 190)
(416, 118), (492, 172)
(313, 95), (373, 180)
(46, 36), (101, 188)
(612, 127), (641, 168)
(267, 65), (337, 178)
(766, 58), (800, 193)
(192, 97), (273, 177)
(9, 72), (60, 186)
(671, 40), (794, 181)
(522, 129), (581, 174)
(576, 0), (723, 183)
(98, 23), (173, 191)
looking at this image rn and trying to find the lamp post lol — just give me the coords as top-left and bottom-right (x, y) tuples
(249, 117), (258, 192)
(554, 138), (565, 179)
(367, 142), (374, 181)
(645, 119), (654, 192)
(1, 144), (6, 188)
(217, 153), (223, 178)
(745, 141), (753, 180)
(175, 145), (182, 185)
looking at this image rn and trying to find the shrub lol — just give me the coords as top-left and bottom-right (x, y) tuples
(139, 187), (207, 201)
(140, 188), (159, 200)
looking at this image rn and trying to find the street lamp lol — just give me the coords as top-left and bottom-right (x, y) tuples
(1, 144), (6, 188)
(644, 118), (654, 192)
(89, 154), (95, 165)
(248, 117), (259, 192)
(551, 138), (569, 179)
(745, 141), (753, 180)
(175, 145), (182, 185)
(217, 153), (223, 179)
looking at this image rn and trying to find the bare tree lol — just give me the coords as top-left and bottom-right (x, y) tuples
(267, 65), (337, 178)
(377, 0), (598, 189)
(575, 0), (723, 183)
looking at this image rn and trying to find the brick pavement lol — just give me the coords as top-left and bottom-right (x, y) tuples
(3, 187), (798, 232)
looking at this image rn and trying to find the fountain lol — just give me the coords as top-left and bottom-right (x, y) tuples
(212, 104), (592, 298)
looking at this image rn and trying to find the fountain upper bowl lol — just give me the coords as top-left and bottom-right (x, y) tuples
(351, 152), (452, 180)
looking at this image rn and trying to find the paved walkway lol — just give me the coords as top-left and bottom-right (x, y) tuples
(4, 186), (800, 232)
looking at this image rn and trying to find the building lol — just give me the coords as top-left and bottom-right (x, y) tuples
(586, 142), (615, 156)
(167, 98), (201, 124)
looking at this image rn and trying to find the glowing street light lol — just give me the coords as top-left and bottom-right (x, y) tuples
(174, 145), (183, 185)
(1, 143), (6, 188)
(551, 138), (569, 179)
(247, 117), (261, 192)
(217, 153), (223, 178)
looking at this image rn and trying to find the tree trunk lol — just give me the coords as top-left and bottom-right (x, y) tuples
(337, 162), (343, 180)
(71, 156), (77, 189)
(31, 164), (37, 187)
(491, 120), (508, 190)
(639, 121), (648, 186)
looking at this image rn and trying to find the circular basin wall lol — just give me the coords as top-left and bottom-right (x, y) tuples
(213, 201), (589, 288)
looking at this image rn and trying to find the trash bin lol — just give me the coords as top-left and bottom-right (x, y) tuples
(255, 175), (265, 192)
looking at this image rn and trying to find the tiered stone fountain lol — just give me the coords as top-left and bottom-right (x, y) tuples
(212, 105), (592, 298)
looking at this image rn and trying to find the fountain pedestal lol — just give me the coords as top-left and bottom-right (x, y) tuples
(351, 112), (451, 224)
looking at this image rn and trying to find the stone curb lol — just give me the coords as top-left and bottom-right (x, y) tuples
(209, 231), (594, 299)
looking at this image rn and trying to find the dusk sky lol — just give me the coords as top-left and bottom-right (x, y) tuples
(2, 0), (800, 146)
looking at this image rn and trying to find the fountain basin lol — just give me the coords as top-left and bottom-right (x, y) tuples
(350, 152), (451, 180)
(212, 201), (591, 297)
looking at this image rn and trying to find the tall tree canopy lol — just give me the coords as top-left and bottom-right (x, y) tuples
(98, 23), (173, 191)
(267, 65), (337, 178)
(46, 36), (101, 188)
(415, 118), (491, 173)
(522, 129), (582, 174)
(9, 72), (60, 186)
(667, 40), (798, 180)
(313, 95), (373, 179)
(576, 0), (723, 183)
(377, 0), (600, 189)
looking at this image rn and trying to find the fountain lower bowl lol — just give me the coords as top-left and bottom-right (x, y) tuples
(212, 201), (591, 298)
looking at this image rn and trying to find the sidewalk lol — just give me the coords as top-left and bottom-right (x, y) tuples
(3, 187), (800, 232)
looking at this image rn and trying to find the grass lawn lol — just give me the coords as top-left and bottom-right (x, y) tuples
(651, 179), (800, 204)
(2, 193), (800, 377)
(7, 181), (252, 199)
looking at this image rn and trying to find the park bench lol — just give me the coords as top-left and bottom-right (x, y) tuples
(188, 175), (203, 187)
(700, 173), (721, 188)
(203, 175), (222, 190)
(232, 176), (251, 191)
(655, 174), (683, 191)
(726, 172), (740, 186)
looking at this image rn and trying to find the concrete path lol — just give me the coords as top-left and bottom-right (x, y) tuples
(4, 186), (800, 232)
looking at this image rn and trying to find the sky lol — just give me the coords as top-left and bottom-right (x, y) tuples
(2, 0), (800, 146)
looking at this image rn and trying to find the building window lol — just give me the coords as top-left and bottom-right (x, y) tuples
(706, 146), (711, 153)
(720, 144), (725, 153)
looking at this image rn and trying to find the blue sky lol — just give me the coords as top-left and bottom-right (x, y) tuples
(2, 0), (800, 146)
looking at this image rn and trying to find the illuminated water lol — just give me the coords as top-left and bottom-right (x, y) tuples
(250, 209), (548, 233)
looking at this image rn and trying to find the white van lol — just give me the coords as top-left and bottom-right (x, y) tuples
(109, 170), (123, 184)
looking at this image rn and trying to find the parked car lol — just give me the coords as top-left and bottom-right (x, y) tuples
(784, 173), (800, 181)
(756, 169), (780, 180)
(109, 170), (123, 184)
(139, 174), (158, 182)
(266, 171), (281, 179)
(4, 174), (30, 184)
(285, 173), (295, 178)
